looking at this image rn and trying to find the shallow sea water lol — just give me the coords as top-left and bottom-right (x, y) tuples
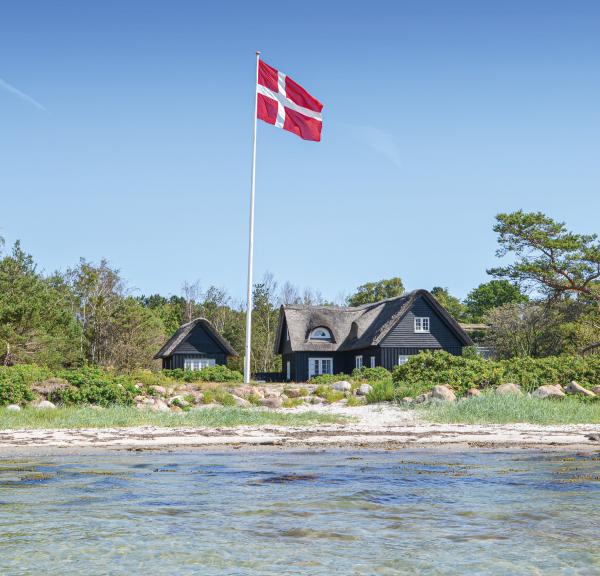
(1, 449), (599, 575)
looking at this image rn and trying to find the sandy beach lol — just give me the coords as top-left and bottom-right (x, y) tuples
(2, 404), (600, 454)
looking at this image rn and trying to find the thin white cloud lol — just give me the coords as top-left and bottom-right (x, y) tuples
(0, 77), (46, 111)
(349, 125), (403, 168)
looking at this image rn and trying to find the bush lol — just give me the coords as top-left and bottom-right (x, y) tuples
(53, 367), (137, 406)
(351, 366), (391, 382)
(163, 365), (243, 383)
(308, 373), (349, 385)
(314, 385), (345, 403)
(365, 380), (396, 403)
(0, 365), (47, 405)
(392, 351), (600, 395)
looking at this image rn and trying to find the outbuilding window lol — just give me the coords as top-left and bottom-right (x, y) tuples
(414, 317), (430, 333)
(398, 355), (410, 365)
(370, 356), (376, 368)
(309, 327), (332, 340)
(355, 355), (363, 369)
(184, 358), (216, 371)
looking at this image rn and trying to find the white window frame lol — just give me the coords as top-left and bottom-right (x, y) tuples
(370, 356), (376, 368)
(308, 357), (333, 378)
(414, 317), (430, 333)
(184, 357), (216, 371)
(286, 360), (291, 381)
(355, 355), (363, 369)
(309, 327), (332, 340)
(398, 355), (410, 365)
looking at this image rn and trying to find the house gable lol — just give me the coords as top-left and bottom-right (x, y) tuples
(380, 295), (464, 349)
(174, 323), (227, 355)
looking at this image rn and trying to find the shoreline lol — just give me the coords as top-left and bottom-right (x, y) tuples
(2, 405), (600, 455)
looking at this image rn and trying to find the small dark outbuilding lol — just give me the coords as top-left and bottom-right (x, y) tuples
(154, 318), (237, 370)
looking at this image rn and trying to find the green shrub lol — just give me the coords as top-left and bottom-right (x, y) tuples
(163, 365), (243, 383)
(130, 369), (173, 387)
(314, 385), (345, 403)
(351, 366), (391, 382)
(0, 365), (46, 405)
(214, 389), (236, 406)
(391, 351), (600, 395)
(282, 397), (303, 408)
(365, 380), (396, 403)
(53, 367), (137, 407)
(308, 373), (349, 385)
(346, 395), (365, 407)
(202, 389), (216, 404)
(247, 393), (263, 406)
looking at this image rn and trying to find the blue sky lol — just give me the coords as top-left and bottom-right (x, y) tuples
(1, 1), (599, 304)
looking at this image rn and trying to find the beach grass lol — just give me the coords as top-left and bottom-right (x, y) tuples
(416, 393), (600, 425)
(0, 406), (344, 430)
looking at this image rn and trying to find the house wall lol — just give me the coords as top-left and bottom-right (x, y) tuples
(381, 296), (464, 350)
(284, 348), (380, 382)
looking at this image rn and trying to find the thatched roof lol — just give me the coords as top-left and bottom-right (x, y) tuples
(154, 318), (238, 359)
(274, 289), (473, 353)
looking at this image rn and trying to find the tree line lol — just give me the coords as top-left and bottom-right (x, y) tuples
(0, 210), (599, 372)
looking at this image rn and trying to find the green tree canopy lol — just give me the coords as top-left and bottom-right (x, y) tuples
(489, 211), (600, 305)
(465, 280), (528, 321)
(347, 277), (405, 307)
(430, 286), (469, 322)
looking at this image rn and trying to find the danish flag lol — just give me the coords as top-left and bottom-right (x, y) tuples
(256, 60), (323, 142)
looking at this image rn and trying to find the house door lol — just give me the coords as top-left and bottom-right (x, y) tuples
(308, 358), (333, 378)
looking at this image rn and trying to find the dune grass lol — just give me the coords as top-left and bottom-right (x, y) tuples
(0, 406), (344, 430)
(415, 393), (600, 425)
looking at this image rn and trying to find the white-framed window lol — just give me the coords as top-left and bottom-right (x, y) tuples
(309, 327), (332, 340)
(370, 356), (376, 368)
(308, 358), (333, 378)
(184, 358), (216, 371)
(355, 355), (363, 369)
(414, 317), (430, 333)
(398, 355), (410, 365)
(286, 361), (291, 381)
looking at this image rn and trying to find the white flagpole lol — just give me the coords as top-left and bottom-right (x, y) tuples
(244, 51), (260, 384)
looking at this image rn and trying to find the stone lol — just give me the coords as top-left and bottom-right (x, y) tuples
(565, 381), (596, 398)
(169, 395), (190, 408)
(6, 404), (21, 411)
(151, 385), (167, 396)
(466, 388), (482, 397)
(532, 385), (565, 399)
(356, 384), (373, 396)
(232, 386), (257, 399)
(592, 385), (600, 396)
(401, 396), (413, 404)
(32, 377), (69, 396)
(414, 392), (432, 404)
(33, 400), (56, 410)
(233, 396), (252, 408)
(151, 398), (170, 412)
(284, 388), (306, 398)
(495, 383), (522, 396)
(261, 397), (283, 409)
(331, 381), (352, 392)
(430, 385), (456, 402)
(587, 433), (600, 442)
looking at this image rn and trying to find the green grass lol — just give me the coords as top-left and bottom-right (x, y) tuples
(0, 406), (345, 430)
(415, 393), (600, 425)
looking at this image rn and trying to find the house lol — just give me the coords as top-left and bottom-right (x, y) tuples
(274, 289), (473, 381)
(154, 318), (237, 370)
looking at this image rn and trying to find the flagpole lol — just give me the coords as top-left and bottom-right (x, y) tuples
(244, 51), (260, 384)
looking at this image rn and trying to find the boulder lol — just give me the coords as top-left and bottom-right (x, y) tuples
(33, 400), (56, 410)
(356, 384), (373, 396)
(414, 392), (432, 404)
(284, 388), (307, 398)
(6, 404), (21, 411)
(232, 386), (260, 399)
(401, 396), (414, 404)
(331, 381), (352, 392)
(431, 385), (456, 403)
(151, 398), (170, 412)
(565, 381), (596, 398)
(592, 385), (600, 396)
(151, 385), (167, 396)
(233, 396), (252, 408)
(169, 395), (190, 408)
(495, 383), (522, 396)
(533, 385), (565, 399)
(466, 388), (482, 398)
(261, 397), (283, 409)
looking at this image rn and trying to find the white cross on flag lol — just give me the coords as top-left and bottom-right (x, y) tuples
(256, 60), (323, 141)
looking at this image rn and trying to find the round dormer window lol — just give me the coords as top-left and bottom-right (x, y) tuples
(310, 327), (332, 340)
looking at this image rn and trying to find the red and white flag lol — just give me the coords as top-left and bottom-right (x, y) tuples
(257, 60), (323, 142)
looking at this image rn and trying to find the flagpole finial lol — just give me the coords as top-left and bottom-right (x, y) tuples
(256, 51), (260, 56)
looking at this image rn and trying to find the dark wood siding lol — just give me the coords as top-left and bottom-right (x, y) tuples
(380, 346), (461, 372)
(162, 323), (230, 369)
(381, 296), (464, 350)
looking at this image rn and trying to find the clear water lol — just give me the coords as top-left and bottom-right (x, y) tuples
(1, 449), (599, 575)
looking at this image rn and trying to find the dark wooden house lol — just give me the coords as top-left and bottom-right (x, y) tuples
(274, 289), (473, 382)
(154, 318), (237, 370)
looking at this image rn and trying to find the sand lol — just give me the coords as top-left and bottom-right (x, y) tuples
(1, 404), (600, 454)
